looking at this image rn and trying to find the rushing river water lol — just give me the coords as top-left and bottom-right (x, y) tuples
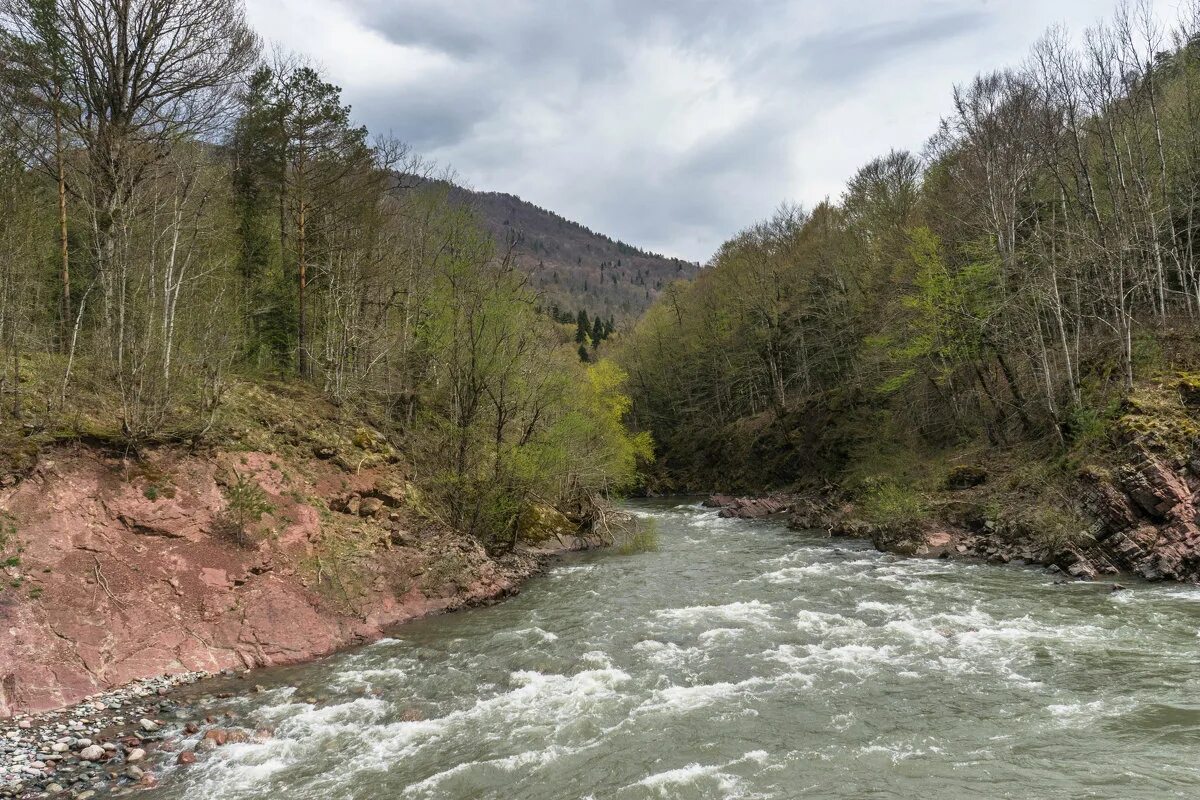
(144, 499), (1200, 799)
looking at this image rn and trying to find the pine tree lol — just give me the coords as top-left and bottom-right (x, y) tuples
(575, 309), (589, 344)
(577, 344), (590, 362)
(591, 316), (605, 348)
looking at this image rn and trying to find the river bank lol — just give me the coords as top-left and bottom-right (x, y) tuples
(0, 371), (610, 727)
(703, 436), (1200, 584)
(0, 530), (596, 800)
(691, 378), (1200, 585)
(0, 482), (592, 800)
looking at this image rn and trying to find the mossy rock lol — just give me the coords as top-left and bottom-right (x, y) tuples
(944, 465), (987, 490)
(1178, 374), (1200, 408)
(517, 503), (575, 543)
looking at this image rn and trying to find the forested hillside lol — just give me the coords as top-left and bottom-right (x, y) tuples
(621, 2), (1200, 498)
(449, 185), (700, 322)
(0, 0), (649, 549)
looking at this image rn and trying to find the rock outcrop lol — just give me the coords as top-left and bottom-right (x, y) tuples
(706, 495), (793, 519)
(0, 445), (585, 718)
(1082, 448), (1200, 581)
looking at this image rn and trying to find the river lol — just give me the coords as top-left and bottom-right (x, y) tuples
(143, 499), (1200, 798)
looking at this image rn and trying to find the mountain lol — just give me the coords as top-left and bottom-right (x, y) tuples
(450, 187), (702, 323)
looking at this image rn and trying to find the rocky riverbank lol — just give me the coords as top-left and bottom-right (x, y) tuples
(0, 673), (207, 797)
(704, 434), (1200, 584)
(0, 408), (597, 722)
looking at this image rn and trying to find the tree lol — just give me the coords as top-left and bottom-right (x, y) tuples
(575, 309), (589, 344)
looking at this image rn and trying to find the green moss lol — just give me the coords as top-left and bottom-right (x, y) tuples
(1110, 380), (1200, 462)
(517, 503), (575, 543)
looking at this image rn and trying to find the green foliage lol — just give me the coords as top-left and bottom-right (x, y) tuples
(1062, 404), (1110, 447)
(874, 227), (998, 396)
(409, 215), (654, 546)
(857, 480), (928, 533)
(220, 471), (273, 546)
(616, 517), (660, 555)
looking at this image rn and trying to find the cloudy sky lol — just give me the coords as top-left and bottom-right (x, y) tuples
(244, 0), (1174, 263)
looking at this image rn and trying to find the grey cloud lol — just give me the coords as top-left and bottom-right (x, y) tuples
(252, 0), (1128, 261)
(795, 10), (988, 85)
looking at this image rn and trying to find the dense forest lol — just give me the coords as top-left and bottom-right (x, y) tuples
(447, 186), (702, 324)
(0, 0), (649, 547)
(621, 1), (1200, 494)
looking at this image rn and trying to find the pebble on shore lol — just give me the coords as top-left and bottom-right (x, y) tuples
(0, 671), (208, 799)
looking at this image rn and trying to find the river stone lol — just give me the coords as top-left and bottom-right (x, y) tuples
(126, 748), (145, 762)
(78, 745), (105, 761)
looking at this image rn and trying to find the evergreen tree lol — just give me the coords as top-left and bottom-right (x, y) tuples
(575, 309), (589, 344)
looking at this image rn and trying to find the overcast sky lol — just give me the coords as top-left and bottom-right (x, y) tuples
(244, 0), (1175, 263)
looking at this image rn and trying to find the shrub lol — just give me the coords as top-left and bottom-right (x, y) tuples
(858, 480), (928, 533)
(944, 464), (987, 489)
(616, 517), (660, 555)
(217, 471), (273, 546)
(1024, 504), (1090, 554)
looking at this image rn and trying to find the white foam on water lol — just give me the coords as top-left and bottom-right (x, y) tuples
(697, 626), (746, 644)
(764, 642), (895, 680)
(401, 745), (578, 797)
(166, 746), (295, 799)
(882, 618), (956, 646)
(633, 762), (742, 795)
(856, 600), (911, 616)
(628, 750), (775, 798)
(750, 563), (840, 584)
(633, 639), (708, 668)
(792, 609), (863, 635)
(655, 600), (777, 629)
(187, 661), (635, 795)
(332, 667), (408, 688)
(858, 743), (927, 762)
(638, 676), (771, 715)
(1045, 697), (1140, 727)
(495, 626), (559, 643)
(553, 564), (596, 574)
(368, 637), (401, 648)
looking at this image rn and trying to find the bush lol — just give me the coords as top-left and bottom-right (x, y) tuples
(217, 471), (273, 546)
(1024, 504), (1090, 554)
(858, 480), (928, 533)
(616, 517), (660, 555)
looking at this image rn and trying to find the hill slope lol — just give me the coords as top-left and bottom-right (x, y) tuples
(450, 187), (701, 322)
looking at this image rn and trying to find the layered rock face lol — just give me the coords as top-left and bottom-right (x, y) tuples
(0, 446), (567, 718)
(1082, 448), (1200, 582)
